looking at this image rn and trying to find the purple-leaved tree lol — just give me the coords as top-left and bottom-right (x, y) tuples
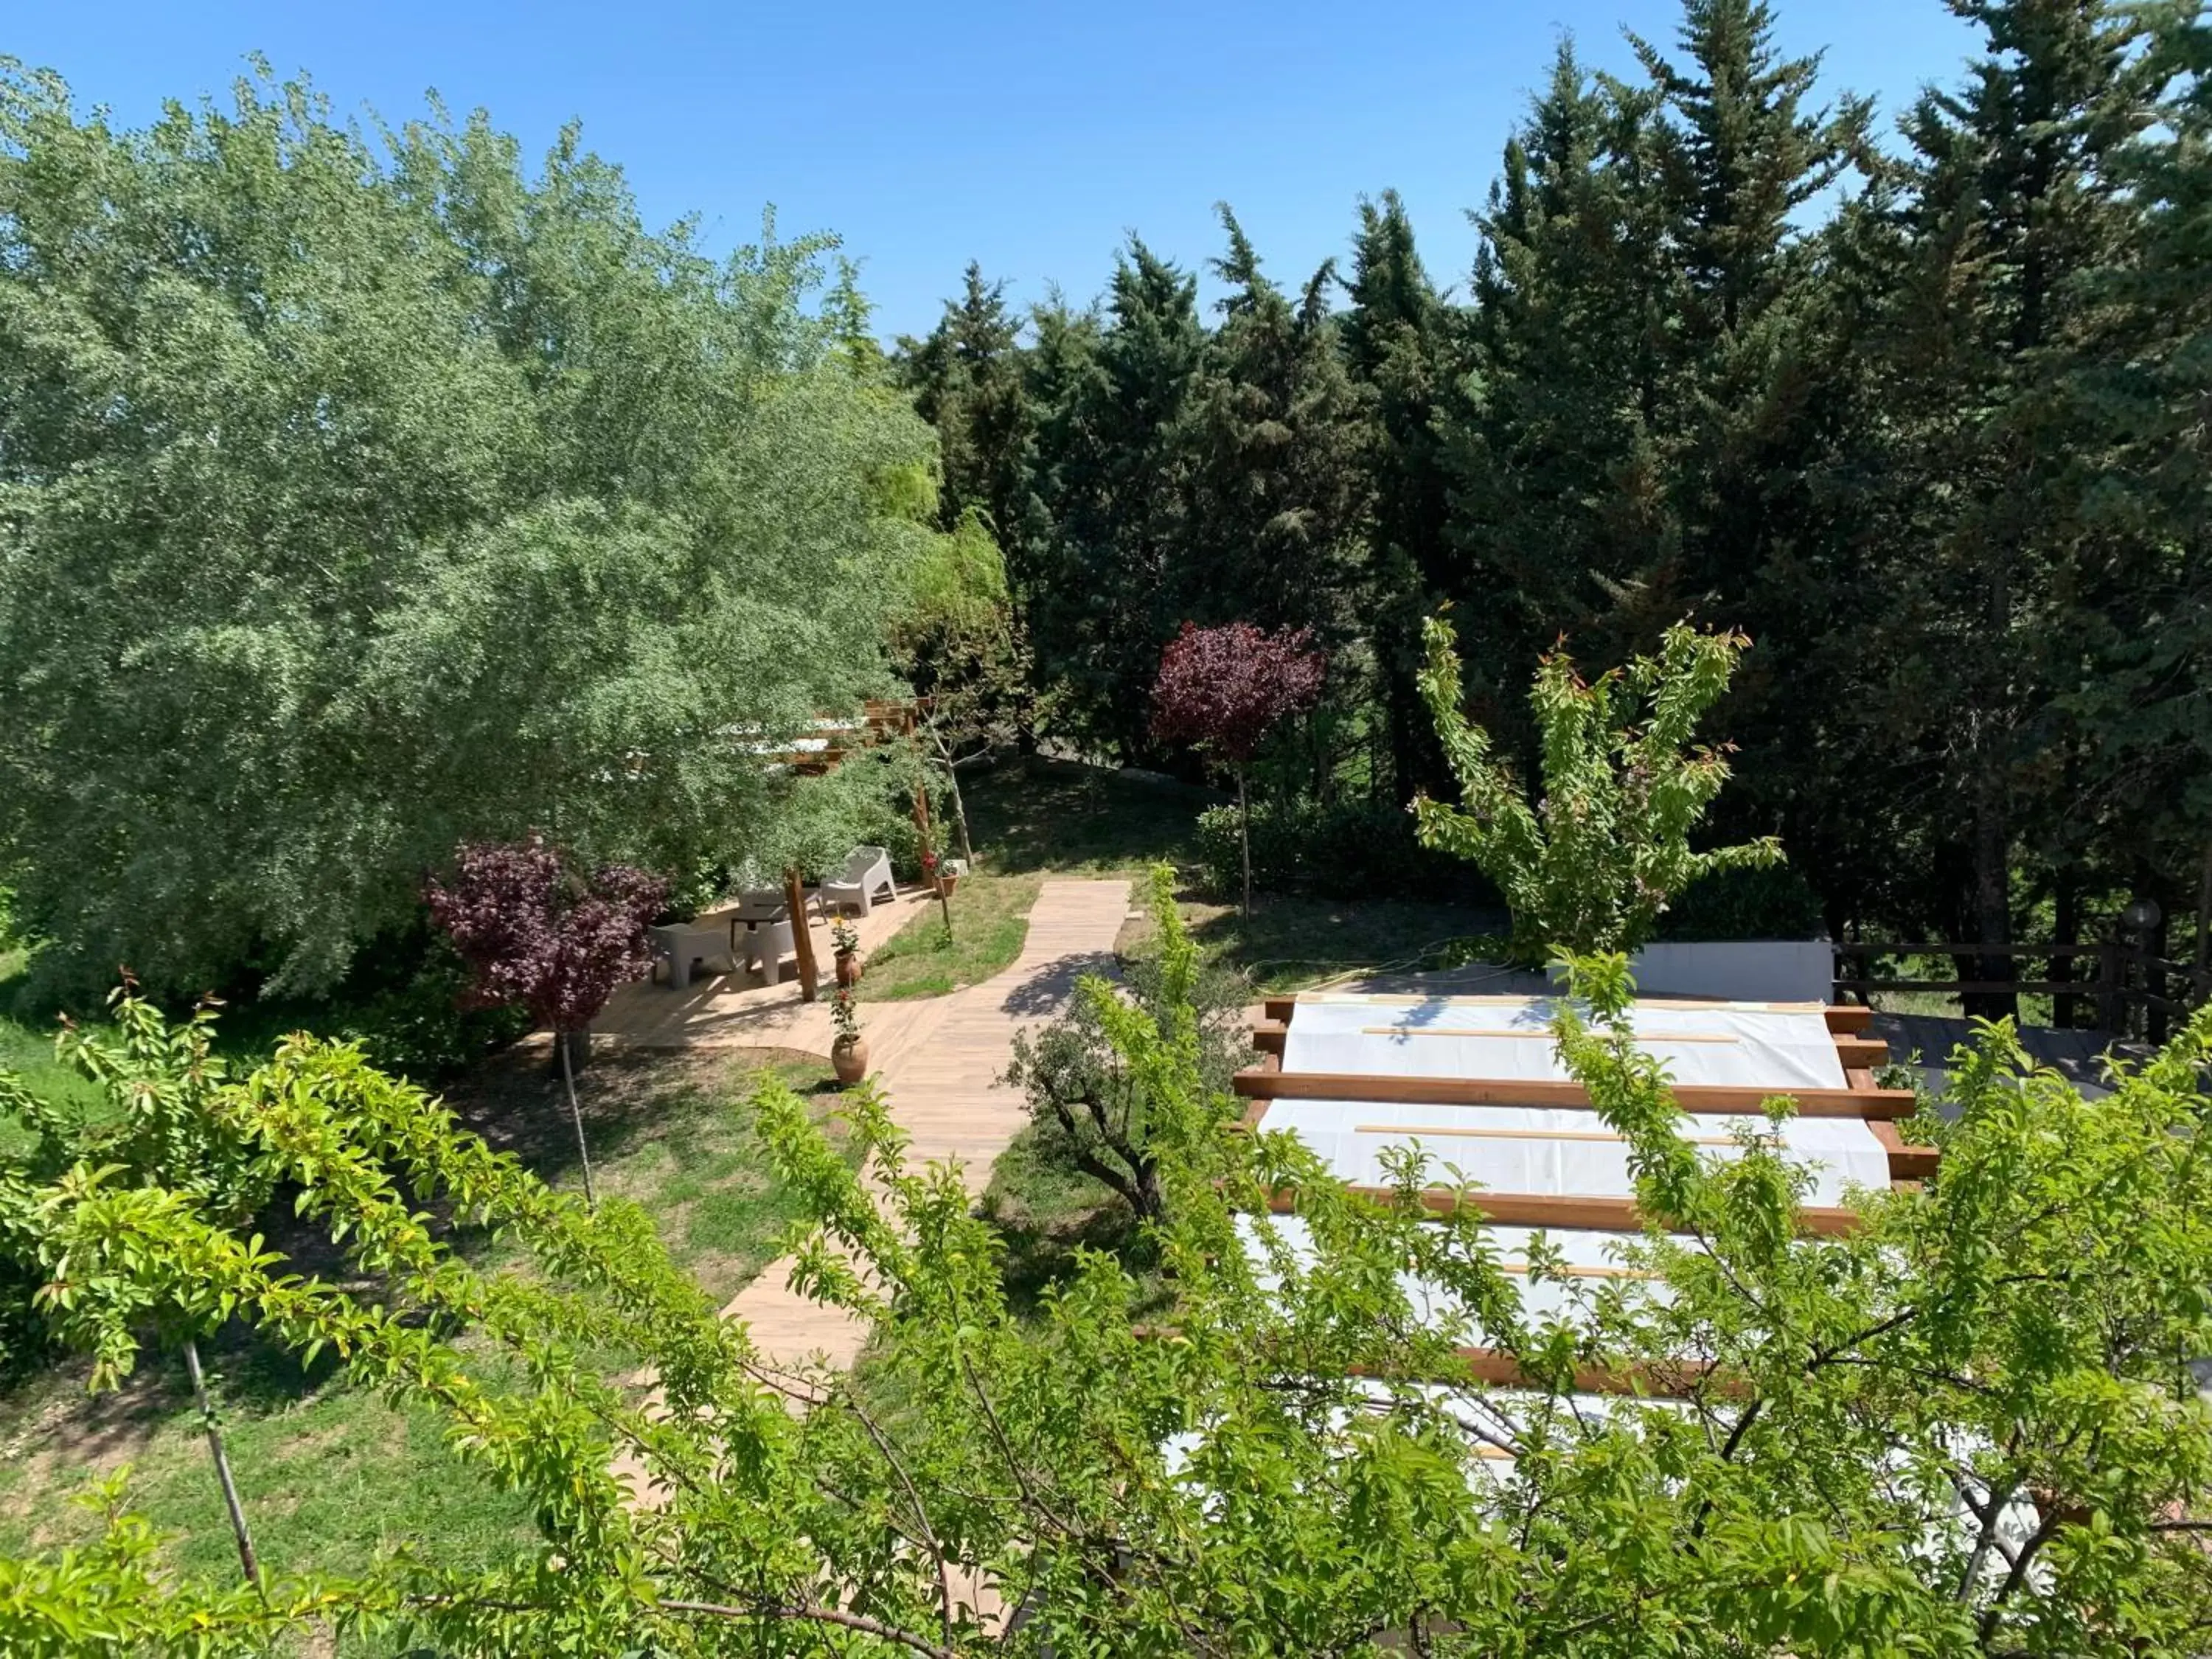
(1151, 622), (1326, 918)
(425, 834), (666, 1208)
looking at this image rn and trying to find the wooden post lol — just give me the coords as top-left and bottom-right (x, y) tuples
(785, 865), (818, 1004)
(911, 775), (933, 847)
(2097, 938), (2124, 1036)
(2150, 914), (2171, 1044)
(2194, 842), (2211, 1001)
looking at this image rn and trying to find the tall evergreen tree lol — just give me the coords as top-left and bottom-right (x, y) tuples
(1448, 43), (1676, 700)
(2068, 6), (2212, 957)
(1026, 242), (1204, 757)
(1630, 0), (1867, 616)
(893, 263), (1032, 588)
(1343, 190), (1457, 798)
(1179, 206), (1371, 641)
(1862, 0), (2154, 1002)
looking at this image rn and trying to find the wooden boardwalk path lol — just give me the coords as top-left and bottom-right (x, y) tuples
(718, 878), (1133, 1374)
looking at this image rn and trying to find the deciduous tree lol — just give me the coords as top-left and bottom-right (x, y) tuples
(0, 66), (934, 1004)
(1150, 622), (1327, 916)
(424, 835), (664, 1207)
(1416, 612), (1781, 960)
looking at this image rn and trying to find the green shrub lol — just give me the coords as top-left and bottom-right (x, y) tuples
(1655, 861), (1826, 942)
(1194, 801), (1500, 908)
(328, 956), (535, 1080)
(230, 937), (532, 1082)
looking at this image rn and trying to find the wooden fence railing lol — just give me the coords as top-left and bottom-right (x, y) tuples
(1832, 939), (2211, 1040)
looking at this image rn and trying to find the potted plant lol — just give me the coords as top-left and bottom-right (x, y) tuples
(830, 986), (867, 1084)
(939, 856), (968, 897)
(831, 915), (863, 988)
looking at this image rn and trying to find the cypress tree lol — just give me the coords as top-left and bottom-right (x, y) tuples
(1180, 206), (1371, 643)
(2067, 5), (2212, 964)
(1866, 0), (2154, 1006)
(1026, 242), (1204, 758)
(1448, 42), (1674, 698)
(894, 262), (1032, 585)
(1344, 189), (1457, 798)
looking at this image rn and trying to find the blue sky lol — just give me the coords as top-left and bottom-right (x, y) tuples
(10, 0), (1982, 340)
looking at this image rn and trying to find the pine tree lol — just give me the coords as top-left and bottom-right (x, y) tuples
(1026, 243), (1205, 757)
(1448, 43), (1675, 701)
(2067, 4), (2212, 964)
(1865, 0), (2154, 1006)
(1178, 206), (1371, 642)
(894, 263), (1032, 585)
(1630, 0), (1868, 613)
(1343, 190), (1457, 798)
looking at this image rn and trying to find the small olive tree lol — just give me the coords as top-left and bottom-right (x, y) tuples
(425, 835), (664, 1208)
(1002, 868), (1248, 1222)
(1415, 611), (1783, 963)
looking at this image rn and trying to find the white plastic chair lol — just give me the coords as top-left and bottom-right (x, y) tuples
(742, 918), (796, 978)
(818, 846), (897, 916)
(650, 922), (734, 990)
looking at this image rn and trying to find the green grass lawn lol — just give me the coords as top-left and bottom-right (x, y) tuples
(956, 757), (1504, 993)
(1174, 891), (1506, 992)
(850, 757), (1202, 1001)
(0, 1043), (848, 1637)
(855, 871), (1043, 1001)
(962, 755), (1207, 876)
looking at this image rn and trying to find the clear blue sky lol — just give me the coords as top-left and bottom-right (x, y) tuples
(11, 0), (1982, 341)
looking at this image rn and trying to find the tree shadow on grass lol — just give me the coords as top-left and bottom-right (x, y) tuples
(1183, 891), (1506, 991)
(964, 756), (1212, 877)
(983, 1191), (1155, 1318)
(434, 1043), (837, 1192)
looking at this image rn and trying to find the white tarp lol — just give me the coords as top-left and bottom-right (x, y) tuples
(1238, 1214), (1680, 1337)
(1279, 994), (1848, 1093)
(1254, 1097), (1890, 1206)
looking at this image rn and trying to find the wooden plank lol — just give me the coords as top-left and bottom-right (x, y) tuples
(1233, 1068), (1919, 1120)
(1251, 1021), (1287, 1057)
(783, 866), (818, 1004)
(1439, 1347), (1721, 1398)
(1823, 1005), (1877, 1034)
(1868, 1119), (1941, 1181)
(1264, 1186), (1863, 1237)
(1263, 995), (1298, 1023)
(1360, 1025), (1742, 1043)
(1352, 1121), (1744, 1148)
(1833, 941), (2108, 958)
(1833, 1036), (1889, 1068)
(1834, 979), (2081, 995)
(1300, 992), (1826, 1011)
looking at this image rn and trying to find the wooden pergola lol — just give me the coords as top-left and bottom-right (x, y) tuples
(758, 698), (930, 1004)
(1233, 995), (1929, 1391)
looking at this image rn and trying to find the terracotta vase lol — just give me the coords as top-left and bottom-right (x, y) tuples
(834, 949), (862, 989)
(832, 1035), (869, 1084)
(937, 873), (961, 899)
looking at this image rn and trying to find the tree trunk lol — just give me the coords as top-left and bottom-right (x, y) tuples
(184, 1337), (262, 1597)
(2053, 869), (2079, 1029)
(2195, 841), (2211, 987)
(941, 751), (976, 869)
(1237, 766), (1253, 922)
(1968, 712), (2017, 1023)
(557, 1031), (598, 1210)
(552, 1026), (591, 1075)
